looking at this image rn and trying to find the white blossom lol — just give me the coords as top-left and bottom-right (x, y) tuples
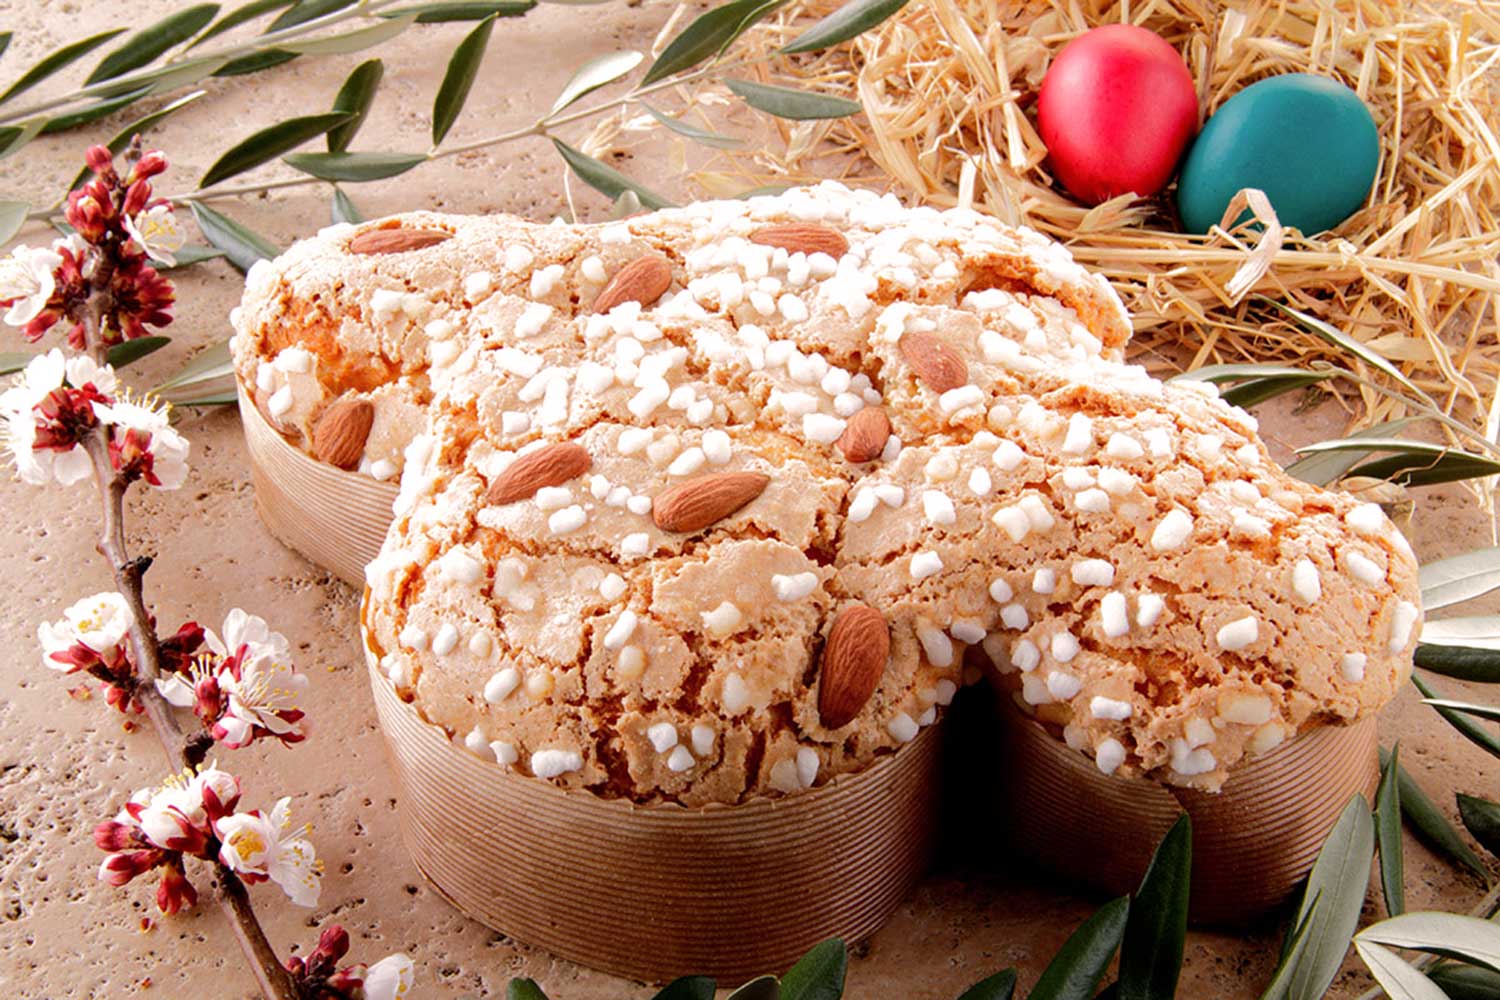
(215, 797), (322, 906)
(64, 354), (118, 395)
(363, 954), (416, 1000)
(94, 395), (190, 490)
(37, 591), (134, 668)
(0, 349), (92, 485)
(122, 204), (185, 267)
(0, 244), (62, 326)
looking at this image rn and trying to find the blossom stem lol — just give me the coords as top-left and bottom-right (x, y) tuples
(77, 306), (300, 1000)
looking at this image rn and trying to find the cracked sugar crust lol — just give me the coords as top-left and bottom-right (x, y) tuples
(297, 182), (1419, 803)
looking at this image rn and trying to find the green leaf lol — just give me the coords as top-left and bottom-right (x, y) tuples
(283, 14), (415, 55)
(0, 201), (27, 244)
(0, 32), (11, 63)
(1421, 546), (1500, 611)
(1458, 794), (1500, 859)
(551, 138), (673, 210)
(607, 189), (641, 220)
(1357, 911), (1500, 974)
(166, 389), (236, 407)
(200, 111), (350, 187)
(267, 0), (358, 32)
(1029, 896), (1130, 1000)
(213, 49), (300, 76)
(326, 58), (383, 152)
(1422, 698), (1500, 725)
(107, 336), (171, 368)
(40, 87), (150, 135)
(431, 13), (497, 145)
(1414, 643), (1500, 683)
(1263, 298), (1427, 401)
(0, 352), (36, 376)
(725, 78), (862, 120)
(1428, 965), (1500, 1000)
(1381, 748), (1489, 881)
(779, 938), (847, 1000)
(1258, 894), (1321, 1000)
(1283, 794), (1374, 1000)
(642, 103), (743, 148)
(1422, 616), (1500, 650)
(1375, 745), (1405, 917)
(85, 5), (221, 84)
(161, 244), (226, 270)
(549, 50), (642, 116)
(782, 0), (908, 53)
(640, 0), (786, 85)
(1172, 363), (1325, 384)
(1352, 941), (1447, 1000)
(190, 203), (280, 271)
(155, 339), (233, 395)
(505, 979), (549, 1000)
(0, 28), (128, 105)
(1413, 675), (1500, 759)
(378, 1), (536, 21)
(1284, 418), (1418, 487)
(725, 975), (780, 1000)
(652, 976), (716, 1000)
(331, 187), (364, 224)
(1119, 815), (1190, 1000)
(1348, 449), (1500, 488)
(0, 118), (46, 159)
(1221, 373), (1334, 408)
(192, 0), (297, 47)
(285, 150), (426, 181)
(954, 969), (1017, 1000)
(67, 89), (208, 191)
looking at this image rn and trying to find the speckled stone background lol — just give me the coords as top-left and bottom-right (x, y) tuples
(0, 2), (1495, 997)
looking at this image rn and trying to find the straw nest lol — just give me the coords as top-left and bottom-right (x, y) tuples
(702, 0), (1500, 443)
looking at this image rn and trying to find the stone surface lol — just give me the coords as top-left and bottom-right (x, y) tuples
(0, 3), (1494, 997)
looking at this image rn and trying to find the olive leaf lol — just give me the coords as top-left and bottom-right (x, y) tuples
(1279, 795), (1374, 1000)
(1422, 616), (1500, 650)
(1414, 643), (1500, 683)
(0, 201), (27, 244)
(1421, 698), (1500, 725)
(1380, 748), (1488, 881)
(1118, 815), (1191, 1000)
(0, 118), (46, 159)
(1457, 794), (1500, 859)
(1413, 675), (1500, 758)
(162, 244), (226, 269)
(607, 189), (642, 220)
(551, 138), (673, 209)
(200, 111), (351, 187)
(331, 187), (364, 224)
(505, 979), (549, 1000)
(214, 49), (299, 76)
(779, 938), (847, 1000)
(41, 88), (150, 135)
(327, 58), (383, 152)
(953, 969), (1017, 1000)
(85, 5), (221, 84)
(781, 0), (908, 53)
(725, 78), (861, 120)
(378, 1), (536, 22)
(190, 202), (280, 271)
(1284, 418), (1418, 487)
(432, 13), (498, 145)
(1352, 941), (1447, 1000)
(0, 337), (170, 378)
(1258, 893), (1321, 1000)
(0, 28), (128, 104)
(725, 975), (780, 1000)
(285, 151), (427, 181)
(651, 976), (716, 1000)
(267, 0), (358, 33)
(283, 14), (415, 56)
(549, 50), (643, 117)
(643, 103), (744, 148)
(1420, 546), (1500, 612)
(1028, 896), (1130, 1000)
(1263, 298), (1428, 402)
(1357, 911), (1500, 973)
(155, 339), (234, 400)
(1349, 450), (1500, 488)
(192, 0), (297, 47)
(1221, 372), (1333, 408)
(0, 32), (11, 63)
(640, 0), (786, 85)
(67, 89), (208, 191)
(1429, 965), (1500, 999)
(1375, 746), (1405, 916)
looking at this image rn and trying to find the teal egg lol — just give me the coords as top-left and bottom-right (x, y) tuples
(1176, 73), (1379, 235)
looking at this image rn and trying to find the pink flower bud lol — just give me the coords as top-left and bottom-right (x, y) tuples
(122, 180), (151, 216)
(156, 863), (197, 915)
(98, 849), (159, 887)
(86, 145), (116, 179)
(94, 819), (137, 852)
(317, 925), (351, 962)
(130, 150), (168, 181)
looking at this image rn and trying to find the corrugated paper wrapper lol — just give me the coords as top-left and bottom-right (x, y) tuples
(366, 649), (942, 982)
(997, 696), (1379, 923)
(237, 384), (396, 585)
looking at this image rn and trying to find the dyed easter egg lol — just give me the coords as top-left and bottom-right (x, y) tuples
(1037, 24), (1199, 205)
(1176, 73), (1379, 234)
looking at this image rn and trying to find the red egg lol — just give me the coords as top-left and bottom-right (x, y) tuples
(1037, 24), (1199, 205)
